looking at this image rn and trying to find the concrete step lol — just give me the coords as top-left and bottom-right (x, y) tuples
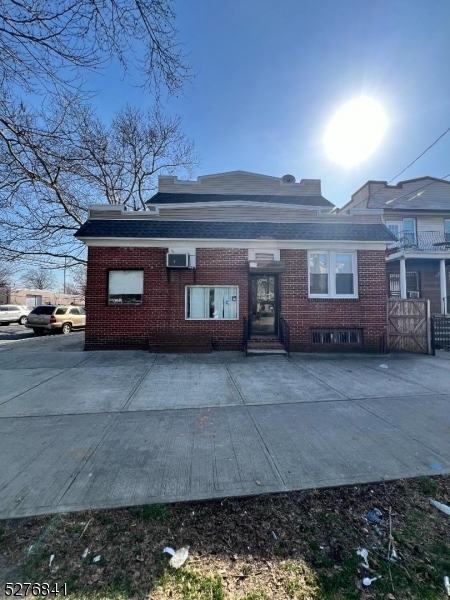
(247, 338), (282, 344)
(246, 338), (287, 355)
(247, 348), (287, 356)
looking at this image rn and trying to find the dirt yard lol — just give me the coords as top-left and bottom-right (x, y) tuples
(2, 476), (450, 599)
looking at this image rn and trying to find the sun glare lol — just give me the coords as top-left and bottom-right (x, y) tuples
(325, 97), (387, 168)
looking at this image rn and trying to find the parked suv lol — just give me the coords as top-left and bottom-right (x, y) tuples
(0, 305), (31, 326)
(26, 305), (86, 335)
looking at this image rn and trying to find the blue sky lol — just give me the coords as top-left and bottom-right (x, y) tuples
(88, 0), (450, 208)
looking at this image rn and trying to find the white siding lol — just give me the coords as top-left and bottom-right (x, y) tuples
(158, 171), (322, 196)
(417, 216), (445, 233)
(88, 204), (384, 224)
(384, 214), (446, 233)
(350, 184), (371, 210)
(155, 205), (321, 222)
(344, 178), (450, 212)
(368, 179), (450, 210)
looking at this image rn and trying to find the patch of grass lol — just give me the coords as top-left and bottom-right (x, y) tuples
(97, 513), (113, 525)
(140, 503), (171, 523)
(63, 575), (79, 595)
(110, 572), (134, 597)
(308, 540), (333, 568)
(21, 548), (47, 582)
(273, 540), (288, 557)
(418, 476), (440, 497)
(0, 524), (4, 539)
(240, 591), (268, 600)
(316, 552), (361, 600)
(283, 577), (300, 596)
(156, 569), (225, 600)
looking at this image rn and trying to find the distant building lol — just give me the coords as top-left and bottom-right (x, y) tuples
(341, 176), (450, 315)
(0, 286), (84, 307)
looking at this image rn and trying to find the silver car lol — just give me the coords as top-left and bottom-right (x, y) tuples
(0, 305), (31, 326)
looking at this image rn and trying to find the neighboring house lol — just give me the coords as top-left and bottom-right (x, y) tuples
(340, 177), (450, 315)
(75, 170), (394, 352)
(0, 287), (84, 307)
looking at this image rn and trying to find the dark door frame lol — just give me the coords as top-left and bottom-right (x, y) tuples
(248, 273), (281, 338)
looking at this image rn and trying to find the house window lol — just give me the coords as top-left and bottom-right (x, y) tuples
(445, 219), (450, 242)
(186, 286), (238, 320)
(402, 218), (417, 245)
(386, 221), (402, 239)
(386, 219), (417, 244)
(108, 270), (144, 305)
(388, 270), (421, 298)
(308, 252), (358, 298)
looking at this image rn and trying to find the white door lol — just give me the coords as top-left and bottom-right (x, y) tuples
(26, 295), (42, 307)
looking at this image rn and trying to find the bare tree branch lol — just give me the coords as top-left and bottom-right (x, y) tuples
(0, 260), (14, 286)
(21, 266), (55, 289)
(67, 264), (87, 295)
(0, 0), (190, 95)
(0, 94), (197, 265)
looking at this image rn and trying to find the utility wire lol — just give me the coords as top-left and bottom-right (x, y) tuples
(382, 172), (450, 207)
(340, 123), (450, 212)
(385, 125), (450, 186)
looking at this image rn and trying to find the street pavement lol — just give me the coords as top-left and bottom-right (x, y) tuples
(1, 333), (450, 518)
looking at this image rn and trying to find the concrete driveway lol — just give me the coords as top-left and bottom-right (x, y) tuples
(1, 333), (450, 518)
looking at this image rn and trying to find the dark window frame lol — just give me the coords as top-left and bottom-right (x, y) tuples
(107, 268), (144, 307)
(388, 270), (421, 298)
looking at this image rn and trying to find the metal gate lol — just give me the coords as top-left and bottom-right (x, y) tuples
(431, 316), (450, 353)
(388, 299), (430, 354)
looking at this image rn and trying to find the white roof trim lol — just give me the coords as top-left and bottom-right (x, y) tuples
(79, 236), (388, 251)
(386, 250), (450, 261)
(153, 201), (325, 211)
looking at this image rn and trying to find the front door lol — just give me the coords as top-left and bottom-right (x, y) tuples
(250, 275), (278, 336)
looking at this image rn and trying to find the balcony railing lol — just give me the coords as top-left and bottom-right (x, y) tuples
(387, 231), (450, 254)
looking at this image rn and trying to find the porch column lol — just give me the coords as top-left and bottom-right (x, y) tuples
(400, 258), (407, 299)
(440, 259), (447, 315)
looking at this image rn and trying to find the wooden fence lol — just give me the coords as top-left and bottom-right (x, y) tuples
(387, 299), (431, 354)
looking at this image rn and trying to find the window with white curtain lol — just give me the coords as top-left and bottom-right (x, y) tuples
(108, 270), (144, 305)
(308, 252), (358, 298)
(186, 286), (238, 319)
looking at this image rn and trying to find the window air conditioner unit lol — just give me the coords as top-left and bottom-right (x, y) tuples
(166, 253), (190, 268)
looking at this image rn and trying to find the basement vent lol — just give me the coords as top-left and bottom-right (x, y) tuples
(255, 252), (275, 261)
(311, 328), (363, 346)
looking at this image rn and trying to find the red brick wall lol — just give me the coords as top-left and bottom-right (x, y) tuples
(386, 259), (449, 314)
(85, 246), (388, 351)
(85, 247), (248, 350)
(281, 250), (387, 351)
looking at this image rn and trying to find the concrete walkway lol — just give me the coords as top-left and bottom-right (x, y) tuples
(1, 333), (450, 518)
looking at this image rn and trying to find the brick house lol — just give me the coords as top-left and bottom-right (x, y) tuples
(75, 171), (394, 352)
(340, 177), (450, 315)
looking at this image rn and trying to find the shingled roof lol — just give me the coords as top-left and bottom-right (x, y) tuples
(75, 219), (395, 242)
(147, 192), (334, 208)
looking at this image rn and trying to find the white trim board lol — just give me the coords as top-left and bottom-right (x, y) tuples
(79, 237), (389, 251)
(386, 251), (450, 261)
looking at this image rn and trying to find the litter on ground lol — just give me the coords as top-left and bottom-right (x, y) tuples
(429, 498), (450, 516)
